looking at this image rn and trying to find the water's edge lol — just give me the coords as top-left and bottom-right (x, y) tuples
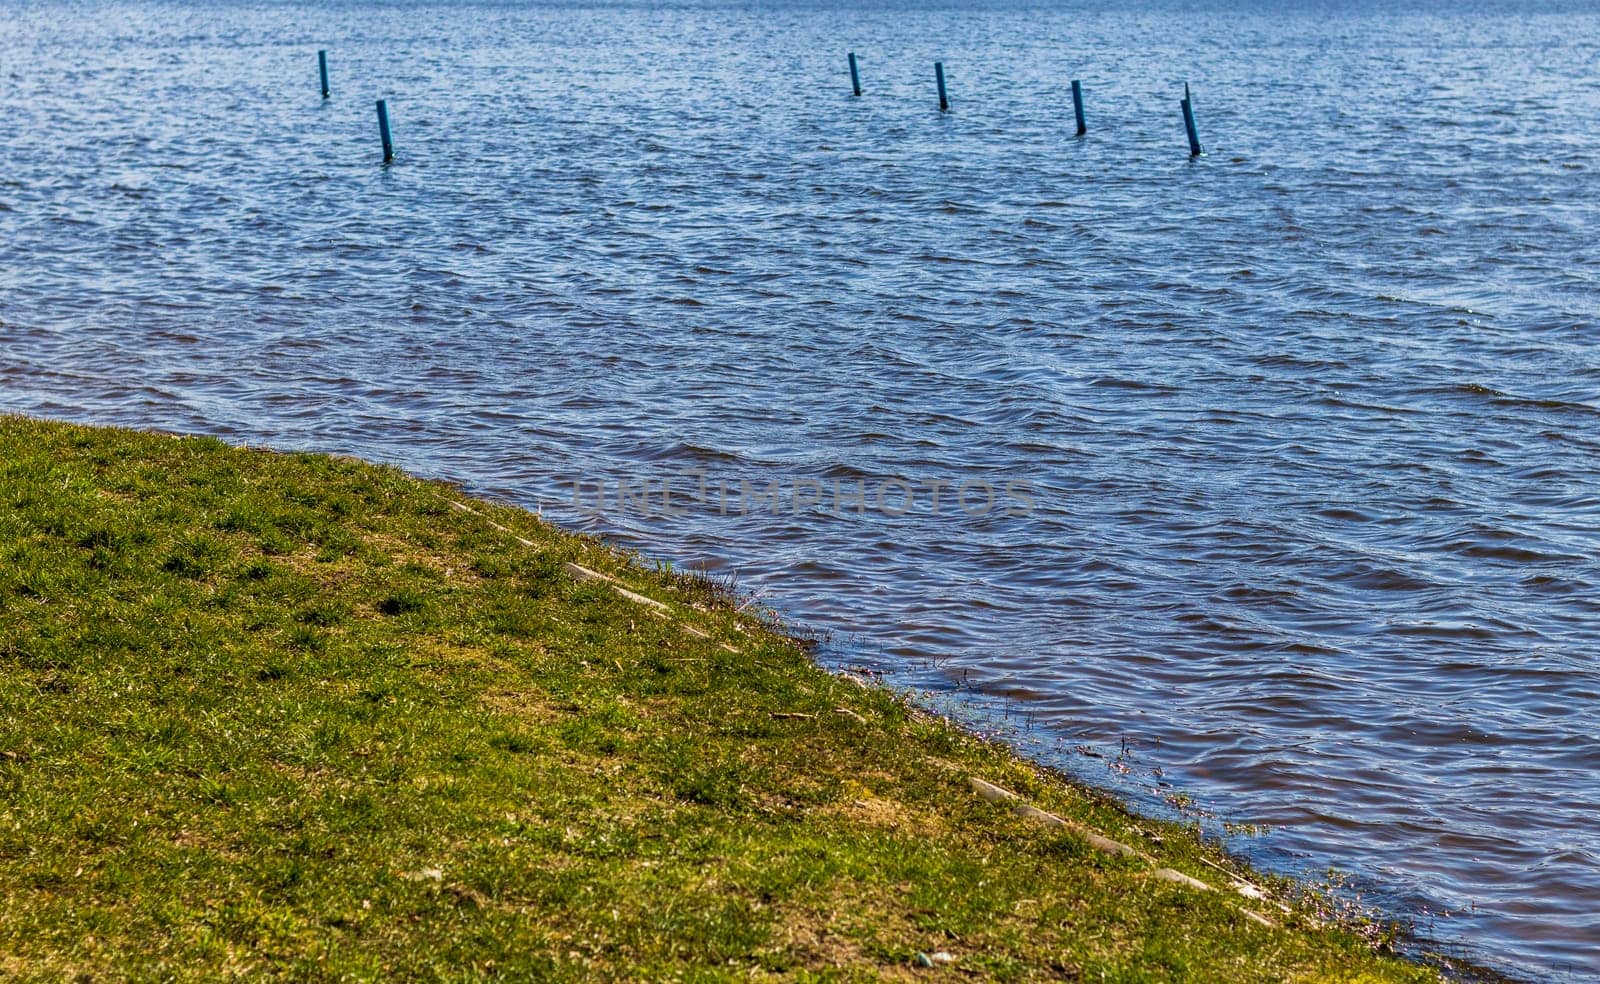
(26, 410), (1527, 984)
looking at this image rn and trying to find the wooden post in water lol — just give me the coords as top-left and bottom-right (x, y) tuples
(1071, 79), (1086, 135)
(935, 61), (949, 111)
(376, 99), (394, 163)
(848, 52), (861, 97)
(1177, 84), (1203, 156)
(318, 50), (329, 98)
(1184, 90), (1203, 157)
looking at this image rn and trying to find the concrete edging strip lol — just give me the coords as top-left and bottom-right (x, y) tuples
(965, 777), (1278, 928)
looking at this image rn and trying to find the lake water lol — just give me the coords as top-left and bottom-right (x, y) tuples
(2, 0), (1597, 976)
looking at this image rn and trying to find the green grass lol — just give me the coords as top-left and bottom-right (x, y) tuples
(0, 416), (1440, 981)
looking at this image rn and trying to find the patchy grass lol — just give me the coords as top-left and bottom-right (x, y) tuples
(0, 416), (1440, 981)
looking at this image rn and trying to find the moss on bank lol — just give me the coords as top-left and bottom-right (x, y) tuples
(0, 416), (1439, 981)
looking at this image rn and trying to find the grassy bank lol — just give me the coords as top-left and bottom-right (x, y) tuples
(0, 416), (1439, 981)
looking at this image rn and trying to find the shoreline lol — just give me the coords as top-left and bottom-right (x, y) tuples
(0, 414), (1495, 980)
